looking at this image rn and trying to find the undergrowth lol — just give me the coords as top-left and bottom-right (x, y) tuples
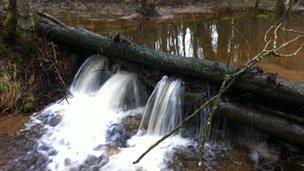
(0, 29), (77, 116)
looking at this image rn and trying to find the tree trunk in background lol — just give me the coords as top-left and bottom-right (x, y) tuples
(276, 0), (286, 17)
(0, 0), (7, 11)
(3, 0), (18, 41)
(18, 0), (33, 31)
(139, 0), (158, 18)
(255, 0), (260, 9)
(287, 0), (299, 14)
(2, 0), (33, 40)
(276, 0), (298, 17)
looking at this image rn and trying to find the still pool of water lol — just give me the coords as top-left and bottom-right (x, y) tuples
(1, 12), (304, 170)
(61, 13), (304, 82)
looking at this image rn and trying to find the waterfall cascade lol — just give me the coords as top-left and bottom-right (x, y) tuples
(103, 76), (191, 171)
(9, 54), (277, 171)
(22, 54), (191, 171)
(70, 55), (108, 94)
(27, 55), (144, 170)
(139, 76), (184, 136)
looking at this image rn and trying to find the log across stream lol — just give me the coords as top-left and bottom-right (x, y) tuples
(35, 13), (304, 145)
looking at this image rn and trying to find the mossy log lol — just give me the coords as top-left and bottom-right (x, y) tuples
(36, 12), (304, 107)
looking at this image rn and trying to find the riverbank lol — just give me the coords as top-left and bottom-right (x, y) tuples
(33, 0), (304, 20)
(0, 0), (303, 116)
(0, 34), (77, 116)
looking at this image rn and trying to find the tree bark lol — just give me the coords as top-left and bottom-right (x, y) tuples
(276, 0), (286, 17)
(3, 0), (18, 40)
(216, 102), (304, 145)
(36, 13), (304, 107)
(255, 0), (260, 9)
(18, 0), (34, 31)
(139, 0), (158, 18)
(101, 55), (304, 145)
(276, 0), (298, 17)
(35, 14), (304, 145)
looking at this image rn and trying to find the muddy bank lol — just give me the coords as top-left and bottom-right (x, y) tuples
(33, 0), (304, 21)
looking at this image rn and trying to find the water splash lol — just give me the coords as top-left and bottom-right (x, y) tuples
(32, 71), (142, 170)
(70, 54), (109, 94)
(139, 76), (184, 135)
(103, 135), (192, 171)
(103, 76), (190, 170)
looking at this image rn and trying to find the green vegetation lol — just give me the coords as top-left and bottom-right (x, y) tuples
(0, 64), (34, 115)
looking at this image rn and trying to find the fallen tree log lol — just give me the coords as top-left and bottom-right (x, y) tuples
(36, 12), (304, 106)
(216, 102), (304, 145)
(129, 67), (304, 144)
(36, 14), (304, 144)
(99, 55), (304, 145)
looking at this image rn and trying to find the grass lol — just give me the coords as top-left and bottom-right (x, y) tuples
(0, 65), (22, 114)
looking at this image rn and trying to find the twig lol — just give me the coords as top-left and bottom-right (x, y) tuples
(133, 20), (304, 165)
(133, 95), (218, 164)
(281, 28), (304, 35)
(50, 43), (66, 87)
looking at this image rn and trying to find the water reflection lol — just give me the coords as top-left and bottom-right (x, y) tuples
(210, 23), (219, 54)
(61, 14), (304, 82)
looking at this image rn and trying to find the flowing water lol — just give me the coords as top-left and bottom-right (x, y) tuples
(1, 53), (289, 171)
(1, 13), (304, 170)
(138, 76), (183, 136)
(70, 55), (108, 94)
(102, 76), (188, 170)
(26, 56), (145, 170)
(2, 55), (200, 170)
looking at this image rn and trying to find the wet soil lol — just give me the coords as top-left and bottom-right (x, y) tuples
(33, 0), (304, 21)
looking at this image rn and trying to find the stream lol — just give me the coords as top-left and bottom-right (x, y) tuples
(1, 13), (304, 170)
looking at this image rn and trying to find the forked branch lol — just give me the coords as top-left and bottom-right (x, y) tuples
(133, 21), (304, 165)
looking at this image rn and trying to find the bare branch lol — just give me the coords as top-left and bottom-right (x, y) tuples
(280, 28), (304, 35)
(264, 25), (274, 43)
(133, 95), (218, 164)
(133, 20), (304, 165)
(276, 43), (304, 58)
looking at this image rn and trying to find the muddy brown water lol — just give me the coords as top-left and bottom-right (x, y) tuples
(1, 12), (304, 170)
(60, 12), (304, 82)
